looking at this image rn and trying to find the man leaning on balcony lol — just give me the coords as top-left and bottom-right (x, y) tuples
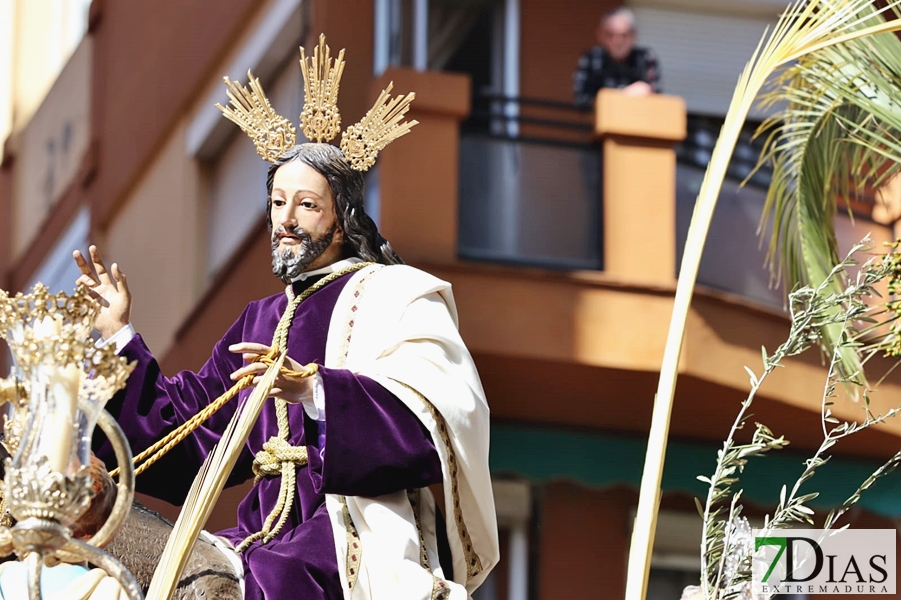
(573, 7), (661, 107)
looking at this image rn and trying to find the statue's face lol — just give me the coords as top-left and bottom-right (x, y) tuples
(270, 159), (343, 280)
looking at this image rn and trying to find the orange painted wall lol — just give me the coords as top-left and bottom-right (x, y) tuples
(0, 157), (10, 289)
(90, 0), (261, 227)
(520, 0), (620, 103)
(312, 0), (375, 128)
(375, 68), (470, 264)
(538, 483), (631, 600)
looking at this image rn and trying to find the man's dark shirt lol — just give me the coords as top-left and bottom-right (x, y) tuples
(573, 46), (661, 108)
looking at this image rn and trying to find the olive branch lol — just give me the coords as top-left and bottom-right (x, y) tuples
(698, 240), (901, 600)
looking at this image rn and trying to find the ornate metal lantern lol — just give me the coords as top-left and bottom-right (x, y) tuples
(0, 284), (143, 600)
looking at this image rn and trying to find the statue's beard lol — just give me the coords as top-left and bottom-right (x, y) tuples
(271, 224), (337, 282)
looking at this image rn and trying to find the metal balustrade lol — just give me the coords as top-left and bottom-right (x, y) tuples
(458, 94), (603, 269)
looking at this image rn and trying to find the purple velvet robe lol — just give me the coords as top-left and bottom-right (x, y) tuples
(99, 274), (444, 599)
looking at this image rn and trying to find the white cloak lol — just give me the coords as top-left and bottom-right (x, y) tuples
(323, 263), (499, 600)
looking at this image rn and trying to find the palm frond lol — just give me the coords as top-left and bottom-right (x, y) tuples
(146, 351), (287, 600)
(627, 2), (901, 599)
(757, 2), (901, 381)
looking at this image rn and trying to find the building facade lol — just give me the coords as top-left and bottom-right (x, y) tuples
(3, 1), (901, 599)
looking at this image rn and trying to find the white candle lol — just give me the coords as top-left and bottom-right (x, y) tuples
(33, 315), (62, 340)
(10, 322), (23, 346)
(44, 363), (81, 473)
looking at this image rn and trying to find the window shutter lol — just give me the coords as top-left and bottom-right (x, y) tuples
(632, 6), (777, 117)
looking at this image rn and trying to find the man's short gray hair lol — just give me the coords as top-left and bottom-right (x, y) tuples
(601, 7), (637, 30)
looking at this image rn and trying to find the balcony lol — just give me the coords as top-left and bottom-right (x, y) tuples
(372, 68), (901, 456)
(676, 114), (894, 307)
(455, 99), (895, 308)
(457, 95), (601, 270)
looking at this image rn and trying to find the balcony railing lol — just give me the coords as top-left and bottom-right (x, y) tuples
(676, 113), (772, 189)
(458, 95), (602, 270)
(674, 114), (891, 307)
(674, 115), (783, 306)
(455, 94), (887, 309)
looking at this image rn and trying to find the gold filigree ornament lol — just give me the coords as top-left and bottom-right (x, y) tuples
(0, 284), (99, 346)
(216, 73), (298, 162)
(299, 35), (345, 143)
(340, 83), (417, 171)
(216, 33), (417, 171)
(5, 459), (94, 526)
(0, 284), (135, 459)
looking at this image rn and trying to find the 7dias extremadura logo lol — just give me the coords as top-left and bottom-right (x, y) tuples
(753, 529), (896, 595)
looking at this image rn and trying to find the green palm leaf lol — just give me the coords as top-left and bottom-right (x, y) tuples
(758, 3), (901, 382)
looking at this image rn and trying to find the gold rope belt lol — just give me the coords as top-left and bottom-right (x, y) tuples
(251, 437), (308, 480)
(110, 263), (371, 551)
(107, 354), (314, 478)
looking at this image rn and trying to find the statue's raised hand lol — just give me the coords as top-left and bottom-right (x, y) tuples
(73, 245), (131, 340)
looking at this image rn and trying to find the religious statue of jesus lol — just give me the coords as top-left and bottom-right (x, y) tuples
(71, 35), (499, 600)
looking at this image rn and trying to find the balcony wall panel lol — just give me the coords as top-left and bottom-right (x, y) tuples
(458, 134), (601, 269)
(425, 262), (901, 447)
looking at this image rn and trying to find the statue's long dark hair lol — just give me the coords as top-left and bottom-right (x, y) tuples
(265, 143), (403, 265)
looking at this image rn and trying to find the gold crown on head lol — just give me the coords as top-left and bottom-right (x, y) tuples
(215, 34), (418, 171)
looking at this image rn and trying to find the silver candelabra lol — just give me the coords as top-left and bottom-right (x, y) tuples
(0, 284), (143, 600)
